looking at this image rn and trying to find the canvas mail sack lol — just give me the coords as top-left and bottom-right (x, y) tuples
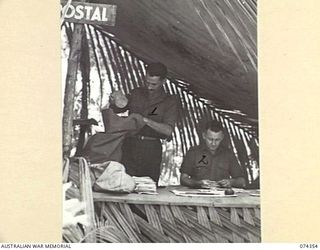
(69, 160), (136, 193)
(91, 161), (136, 193)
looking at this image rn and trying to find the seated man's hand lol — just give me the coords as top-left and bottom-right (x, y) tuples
(199, 179), (212, 189)
(200, 180), (219, 189)
(217, 179), (232, 188)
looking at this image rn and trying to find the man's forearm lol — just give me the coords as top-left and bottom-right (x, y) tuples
(143, 117), (173, 137)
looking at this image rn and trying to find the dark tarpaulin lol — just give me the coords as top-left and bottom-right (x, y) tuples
(82, 109), (145, 163)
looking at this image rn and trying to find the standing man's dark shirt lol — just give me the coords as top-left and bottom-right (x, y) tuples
(127, 87), (178, 138)
(116, 87), (178, 182)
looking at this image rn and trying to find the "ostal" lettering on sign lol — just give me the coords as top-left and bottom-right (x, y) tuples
(61, 2), (116, 26)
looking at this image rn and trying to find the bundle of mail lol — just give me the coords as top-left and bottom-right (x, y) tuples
(133, 176), (158, 194)
(171, 189), (237, 197)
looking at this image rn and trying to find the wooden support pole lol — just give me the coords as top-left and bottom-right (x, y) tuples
(63, 22), (84, 156)
(75, 29), (90, 156)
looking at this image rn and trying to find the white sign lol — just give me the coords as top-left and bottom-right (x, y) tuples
(61, 1), (116, 26)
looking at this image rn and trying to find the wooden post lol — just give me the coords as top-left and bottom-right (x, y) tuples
(61, 0), (86, 157)
(62, 21), (85, 156)
(75, 32), (90, 155)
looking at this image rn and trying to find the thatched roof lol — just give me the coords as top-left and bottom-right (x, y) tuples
(92, 0), (257, 119)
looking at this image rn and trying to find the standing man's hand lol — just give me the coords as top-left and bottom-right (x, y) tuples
(141, 116), (173, 137)
(130, 113), (146, 126)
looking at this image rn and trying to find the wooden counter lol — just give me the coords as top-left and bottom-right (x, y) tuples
(93, 185), (260, 208)
(92, 186), (261, 243)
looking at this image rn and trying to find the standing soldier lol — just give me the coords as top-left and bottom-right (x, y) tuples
(110, 62), (179, 184)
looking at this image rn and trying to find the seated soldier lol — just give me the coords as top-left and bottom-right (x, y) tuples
(180, 120), (246, 189)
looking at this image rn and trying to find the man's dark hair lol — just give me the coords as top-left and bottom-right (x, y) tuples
(204, 120), (224, 133)
(146, 62), (167, 80)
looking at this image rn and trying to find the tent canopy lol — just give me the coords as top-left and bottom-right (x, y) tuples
(92, 0), (257, 119)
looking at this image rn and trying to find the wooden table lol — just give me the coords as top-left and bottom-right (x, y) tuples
(93, 186), (260, 243)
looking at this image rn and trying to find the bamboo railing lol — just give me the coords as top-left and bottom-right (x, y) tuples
(93, 201), (260, 243)
(64, 158), (260, 243)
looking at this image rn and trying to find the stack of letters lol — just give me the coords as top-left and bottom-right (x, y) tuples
(133, 176), (158, 194)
